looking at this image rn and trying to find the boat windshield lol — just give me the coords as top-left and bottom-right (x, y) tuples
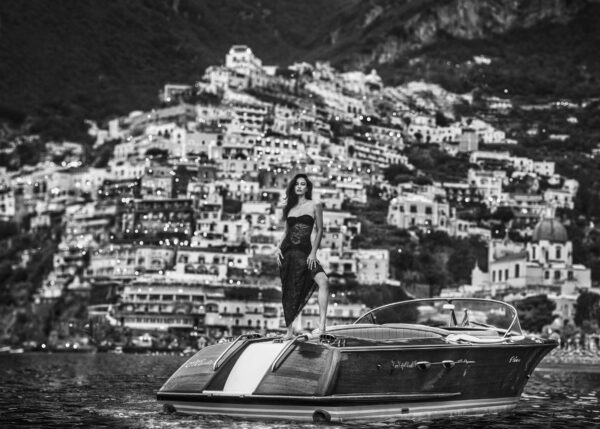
(355, 298), (522, 336)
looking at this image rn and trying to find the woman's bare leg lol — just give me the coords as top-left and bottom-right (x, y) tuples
(314, 272), (329, 334)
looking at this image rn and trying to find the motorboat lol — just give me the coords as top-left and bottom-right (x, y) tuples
(157, 298), (556, 422)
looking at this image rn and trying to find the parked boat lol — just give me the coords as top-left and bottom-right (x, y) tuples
(157, 298), (556, 422)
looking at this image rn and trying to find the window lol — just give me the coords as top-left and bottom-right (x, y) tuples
(544, 271), (550, 280)
(498, 270), (503, 282)
(425, 206), (432, 215)
(532, 246), (536, 260)
(409, 205), (417, 213)
(514, 264), (520, 278)
(492, 271), (496, 282)
(555, 246), (562, 259)
(554, 271), (561, 280)
(568, 271), (574, 280)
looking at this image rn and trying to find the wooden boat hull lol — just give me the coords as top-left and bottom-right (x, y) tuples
(157, 334), (556, 422)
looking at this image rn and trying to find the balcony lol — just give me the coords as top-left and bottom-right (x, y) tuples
(220, 311), (244, 317)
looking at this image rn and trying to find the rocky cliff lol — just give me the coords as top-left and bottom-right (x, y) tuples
(321, 0), (586, 69)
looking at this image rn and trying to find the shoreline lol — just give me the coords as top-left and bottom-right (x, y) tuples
(538, 348), (600, 369)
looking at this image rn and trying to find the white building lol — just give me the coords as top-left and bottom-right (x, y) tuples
(225, 45), (266, 88)
(471, 217), (592, 297)
(387, 193), (451, 232)
(318, 248), (389, 285)
(468, 169), (505, 206)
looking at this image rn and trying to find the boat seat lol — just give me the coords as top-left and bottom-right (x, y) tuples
(323, 323), (448, 340)
(444, 329), (500, 337)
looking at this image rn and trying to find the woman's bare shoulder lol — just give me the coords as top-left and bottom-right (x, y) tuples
(310, 201), (323, 213)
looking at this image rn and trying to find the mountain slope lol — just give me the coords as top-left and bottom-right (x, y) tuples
(0, 0), (352, 126)
(0, 0), (596, 139)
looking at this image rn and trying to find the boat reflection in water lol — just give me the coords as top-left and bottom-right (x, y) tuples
(157, 298), (557, 423)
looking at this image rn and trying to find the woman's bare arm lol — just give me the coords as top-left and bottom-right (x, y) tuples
(274, 216), (288, 266)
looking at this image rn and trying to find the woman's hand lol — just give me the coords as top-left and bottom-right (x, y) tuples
(274, 247), (284, 266)
(307, 252), (318, 270)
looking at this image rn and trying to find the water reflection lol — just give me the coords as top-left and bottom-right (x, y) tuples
(0, 354), (598, 428)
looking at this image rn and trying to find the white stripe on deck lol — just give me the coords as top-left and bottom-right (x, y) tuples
(222, 341), (288, 394)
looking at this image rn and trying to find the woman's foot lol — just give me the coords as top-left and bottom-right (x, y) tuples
(280, 327), (294, 341)
(316, 322), (327, 336)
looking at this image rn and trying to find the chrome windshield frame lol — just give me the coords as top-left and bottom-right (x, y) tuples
(355, 298), (522, 337)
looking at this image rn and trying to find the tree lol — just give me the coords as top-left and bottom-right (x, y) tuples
(145, 148), (169, 160)
(515, 295), (556, 333)
(383, 163), (414, 185)
(435, 110), (451, 127)
(574, 290), (600, 327)
(0, 221), (19, 240)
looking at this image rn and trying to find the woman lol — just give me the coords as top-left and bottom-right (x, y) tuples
(275, 173), (328, 339)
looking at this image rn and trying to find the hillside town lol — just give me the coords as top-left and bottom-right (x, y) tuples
(1, 45), (598, 352)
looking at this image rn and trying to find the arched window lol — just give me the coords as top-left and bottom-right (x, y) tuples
(555, 246), (562, 259)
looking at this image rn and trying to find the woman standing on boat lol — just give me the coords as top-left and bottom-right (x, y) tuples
(275, 173), (328, 339)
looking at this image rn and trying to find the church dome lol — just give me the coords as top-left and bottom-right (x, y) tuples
(532, 218), (568, 243)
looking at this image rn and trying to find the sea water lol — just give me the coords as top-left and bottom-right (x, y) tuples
(0, 353), (598, 428)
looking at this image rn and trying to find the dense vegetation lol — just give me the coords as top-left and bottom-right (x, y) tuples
(0, 225), (58, 345)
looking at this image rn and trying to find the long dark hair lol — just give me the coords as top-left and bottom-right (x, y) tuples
(282, 173), (313, 220)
